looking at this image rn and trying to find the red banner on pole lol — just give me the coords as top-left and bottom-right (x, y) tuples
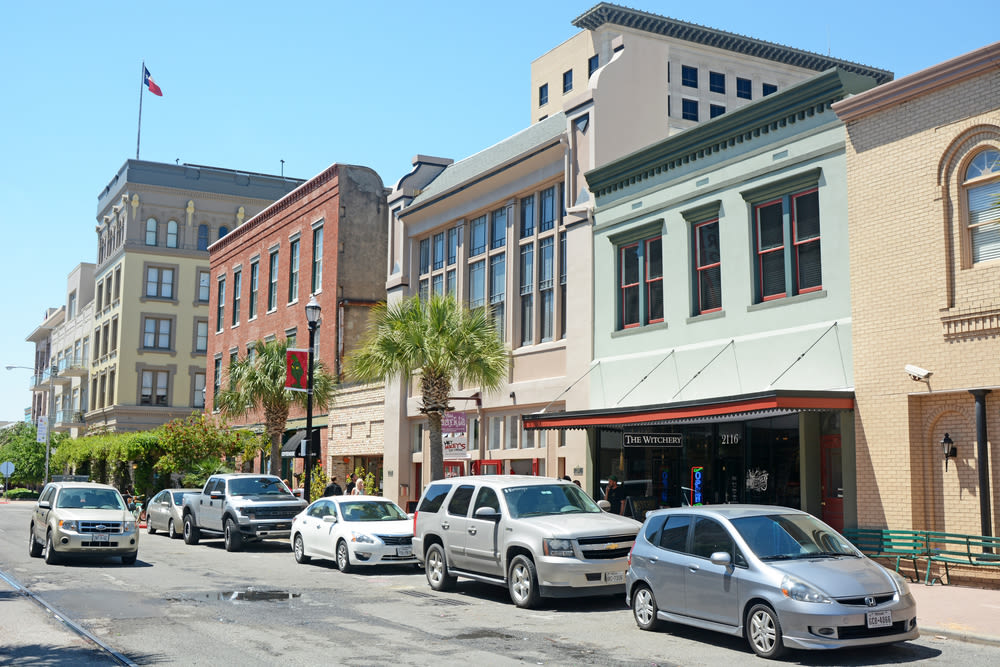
(285, 349), (309, 392)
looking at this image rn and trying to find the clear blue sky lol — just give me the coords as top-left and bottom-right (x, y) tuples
(0, 1), (995, 422)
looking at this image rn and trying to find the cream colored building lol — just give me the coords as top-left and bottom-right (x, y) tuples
(87, 160), (301, 433)
(47, 263), (96, 438)
(834, 43), (1000, 557)
(531, 3), (891, 130)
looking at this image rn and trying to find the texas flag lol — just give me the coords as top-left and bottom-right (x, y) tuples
(143, 67), (163, 96)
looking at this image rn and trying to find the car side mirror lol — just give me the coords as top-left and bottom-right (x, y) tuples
(597, 500), (611, 512)
(474, 506), (501, 521)
(210, 492), (225, 500)
(38, 500), (51, 509)
(710, 551), (732, 567)
(323, 515), (338, 523)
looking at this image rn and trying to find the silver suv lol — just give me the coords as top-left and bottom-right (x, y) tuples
(29, 481), (139, 565)
(413, 475), (641, 608)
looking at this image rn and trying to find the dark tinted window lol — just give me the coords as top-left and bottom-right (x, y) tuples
(417, 483), (451, 513)
(658, 515), (691, 551)
(473, 486), (501, 514)
(691, 517), (734, 559)
(643, 514), (667, 543)
(447, 485), (475, 517)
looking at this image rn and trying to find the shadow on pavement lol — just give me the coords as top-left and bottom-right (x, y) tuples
(0, 643), (169, 666)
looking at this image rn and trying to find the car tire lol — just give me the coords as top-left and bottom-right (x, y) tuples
(147, 518), (156, 535)
(425, 543), (456, 591)
(293, 534), (311, 564)
(121, 552), (138, 565)
(631, 584), (664, 631)
(168, 518), (180, 539)
(28, 526), (43, 558)
(508, 555), (540, 608)
(224, 517), (244, 552)
(44, 531), (60, 565)
(183, 515), (200, 545)
(336, 540), (354, 574)
(747, 603), (786, 659)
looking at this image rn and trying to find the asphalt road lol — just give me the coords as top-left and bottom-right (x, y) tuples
(1, 502), (998, 666)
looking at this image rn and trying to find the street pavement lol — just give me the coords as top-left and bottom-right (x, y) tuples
(2, 560), (1000, 666)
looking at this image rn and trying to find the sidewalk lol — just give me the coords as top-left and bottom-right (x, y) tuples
(909, 582), (1000, 645)
(0, 575), (118, 665)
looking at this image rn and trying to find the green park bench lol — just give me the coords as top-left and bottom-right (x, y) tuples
(923, 531), (1000, 585)
(841, 528), (926, 583)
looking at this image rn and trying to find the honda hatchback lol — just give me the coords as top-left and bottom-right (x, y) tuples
(626, 505), (918, 659)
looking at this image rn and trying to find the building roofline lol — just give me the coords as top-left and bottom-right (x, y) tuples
(572, 3), (892, 84)
(585, 68), (876, 198)
(833, 41), (1000, 122)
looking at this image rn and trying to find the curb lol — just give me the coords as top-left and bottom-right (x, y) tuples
(920, 625), (1000, 648)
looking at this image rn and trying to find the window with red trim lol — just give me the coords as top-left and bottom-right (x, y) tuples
(694, 219), (721, 313)
(618, 235), (663, 329)
(792, 190), (821, 293)
(752, 187), (822, 302)
(646, 238), (663, 323)
(620, 243), (640, 328)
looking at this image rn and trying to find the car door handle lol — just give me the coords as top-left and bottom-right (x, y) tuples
(441, 522), (450, 530)
(468, 527), (477, 535)
(688, 564), (700, 572)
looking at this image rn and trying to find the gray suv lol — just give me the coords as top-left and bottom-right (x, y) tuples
(413, 475), (641, 608)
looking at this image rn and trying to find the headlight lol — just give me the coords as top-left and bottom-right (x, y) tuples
(58, 520), (78, 531)
(543, 538), (575, 557)
(780, 575), (831, 603)
(886, 567), (912, 597)
(351, 532), (375, 544)
(123, 521), (136, 532)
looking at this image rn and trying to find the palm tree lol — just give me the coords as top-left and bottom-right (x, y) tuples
(216, 337), (336, 477)
(348, 294), (509, 481)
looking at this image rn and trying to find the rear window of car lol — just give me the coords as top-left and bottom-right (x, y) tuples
(417, 483), (451, 513)
(658, 515), (691, 552)
(447, 485), (475, 517)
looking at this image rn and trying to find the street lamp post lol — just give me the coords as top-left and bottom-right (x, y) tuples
(5, 364), (54, 484)
(303, 295), (322, 501)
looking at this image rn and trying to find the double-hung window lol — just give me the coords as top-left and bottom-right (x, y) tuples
(515, 184), (564, 346)
(268, 249), (279, 311)
(143, 317), (171, 350)
(288, 238), (300, 303)
(311, 225), (323, 293)
(197, 225), (209, 251)
(681, 65), (698, 88)
(519, 244), (534, 346)
(489, 253), (506, 338)
(562, 69), (573, 94)
(198, 270), (210, 302)
(694, 219), (722, 314)
(248, 261), (259, 319)
(538, 83), (548, 106)
(232, 269), (241, 326)
(166, 220), (178, 248)
(145, 218), (158, 246)
(709, 71), (725, 94)
(140, 370), (169, 406)
(618, 234), (663, 329)
(965, 149), (1000, 263)
(750, 185), (822, 301)
(195, 320), (208, 353)
(216, 277), (226, 332)
(145, 267), (174, 299)
(588, 54), (599, 78)
(419, 226), (461, 303)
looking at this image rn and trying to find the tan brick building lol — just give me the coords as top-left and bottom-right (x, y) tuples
(834, 43), (1000, 547)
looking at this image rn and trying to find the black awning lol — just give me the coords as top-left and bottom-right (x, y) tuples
(280, 430), (306, 458)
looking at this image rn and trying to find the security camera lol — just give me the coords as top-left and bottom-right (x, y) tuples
(905, 364), (932, 381)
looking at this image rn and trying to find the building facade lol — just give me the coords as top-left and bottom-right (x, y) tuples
(49, 263), (96, 438)
(834, 43), (1000, 542)
(530, 3), (891, 130)
(525, 70), (879, 528)
(205, 163), (387, 484)
(87, 160), (301, 433)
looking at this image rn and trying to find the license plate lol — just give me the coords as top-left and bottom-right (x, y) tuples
(92, 534), (109, 543)
(397, 546), (413, 557)
(866, 610), (892, 628)
(604, 571), (625, 584)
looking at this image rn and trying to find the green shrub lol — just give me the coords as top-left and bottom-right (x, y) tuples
(4, 488), (39, 500)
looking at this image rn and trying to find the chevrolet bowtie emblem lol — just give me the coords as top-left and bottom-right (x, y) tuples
(607, 543), (619, 550)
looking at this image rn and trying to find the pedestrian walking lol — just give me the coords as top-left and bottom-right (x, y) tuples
(323, 476), (343, 496)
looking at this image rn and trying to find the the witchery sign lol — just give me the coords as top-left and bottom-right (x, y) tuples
(622, 427), (683, 447)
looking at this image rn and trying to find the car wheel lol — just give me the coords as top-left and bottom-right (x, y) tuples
(121, 552), (138, 565)
(224, 518), (244, 552)
(508, 554), (540, 609)
(44, 531), (60, 565)
(168, 518), (179, 539)
(293, 534), (311, 564)
(183, 515), (200, 545)
(28, 526), (43, 558)
(336, 540), (354, 574)
(147, 518), (156, 535)
(631, 584), (664, 631)
(425, 543), (456, 591)
(747, 603), (786, 659)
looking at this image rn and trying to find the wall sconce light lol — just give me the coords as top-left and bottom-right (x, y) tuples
(942, 433), (957, 470)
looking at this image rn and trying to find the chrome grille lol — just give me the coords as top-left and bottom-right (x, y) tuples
(577, 534), (636, 560)
(378, 535), (412, 546)
(79, 521), (124, 534)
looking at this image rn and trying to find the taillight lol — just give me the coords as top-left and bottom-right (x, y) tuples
(413, 510), (418, 537)
(627, 542), (635, 568)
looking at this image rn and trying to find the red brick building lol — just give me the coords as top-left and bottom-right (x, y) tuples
(206, 163), (387, 483)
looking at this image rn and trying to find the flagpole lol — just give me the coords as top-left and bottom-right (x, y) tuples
(136, 60), (145, 159)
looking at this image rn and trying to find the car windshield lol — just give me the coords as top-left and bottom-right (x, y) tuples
(228, 477), (293, 497)
(338, 500), (408, 522)
(731, 513), (859, 560)
(56, 488), (125, 510)
(171, 491), (195, 504)
(503, 484), (602, 518)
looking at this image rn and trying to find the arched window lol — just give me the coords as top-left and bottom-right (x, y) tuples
(966, 149), (1000, 264)
(197, 224), (209, 251)
(167, 220), (178, 248)
(218, 226), (229, 240)
(145, 218), (158, 246)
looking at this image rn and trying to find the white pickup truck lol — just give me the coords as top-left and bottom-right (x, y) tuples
(181, 473), (307, 551)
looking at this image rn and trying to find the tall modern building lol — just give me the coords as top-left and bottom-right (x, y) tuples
(85, 160), (302, 433)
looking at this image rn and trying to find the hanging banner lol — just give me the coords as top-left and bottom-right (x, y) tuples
(442, 411), (469, 459)
(442, 411), (467, 433)
(285, 348), (309, 392)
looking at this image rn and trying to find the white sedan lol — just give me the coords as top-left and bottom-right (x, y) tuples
(291, 495), (417, 573)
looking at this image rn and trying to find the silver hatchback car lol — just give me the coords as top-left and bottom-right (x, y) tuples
(626, 505), (918, 659)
